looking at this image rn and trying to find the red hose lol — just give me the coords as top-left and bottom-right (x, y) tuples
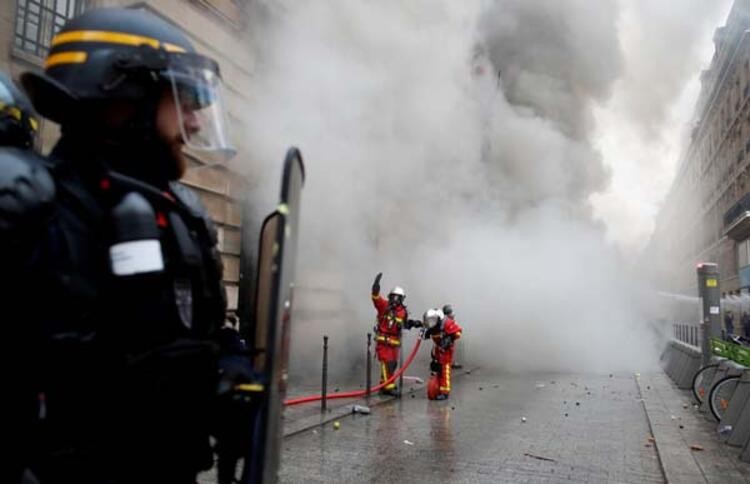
(283, 336), (423, 406)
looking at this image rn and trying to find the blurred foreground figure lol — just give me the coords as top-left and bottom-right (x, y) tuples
(0, 71), (51, 484)
(7, 7), (256, 482)
(0, 72), (38, 149)
(423, 308), (463, 401)
(371, 272), (421, 396)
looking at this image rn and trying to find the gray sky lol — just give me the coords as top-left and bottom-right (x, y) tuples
(591, 0), (733, 255)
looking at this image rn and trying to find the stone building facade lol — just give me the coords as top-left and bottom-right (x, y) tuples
(650, 0), (750, 297)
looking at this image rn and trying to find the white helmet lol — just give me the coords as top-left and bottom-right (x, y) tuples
(423, 308), (445, 331)
(389, 286), (406, 298)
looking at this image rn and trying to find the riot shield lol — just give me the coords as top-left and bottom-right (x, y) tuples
(243, 147), (305, 483)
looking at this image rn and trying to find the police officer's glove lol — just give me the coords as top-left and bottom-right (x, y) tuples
(372, 272), (383, 294)
(214, 354), (260, 470)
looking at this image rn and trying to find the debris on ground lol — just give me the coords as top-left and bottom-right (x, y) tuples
(575, 402), (580, 406)
(411, 394), (415, 398)
(646, 386), (650, 390)
(690, 444), (704, 451)
(683, 403), (689, 409)
(403, 440), (415, 446)
(609, 374), (613, 378)
(670, 415), (677, 420)
(352, 405), (371, 415)
(564, 413), (568, 417)
(333, 421), (341, 430)
(521, 417), (527, 423)
(524, 452), (556, 462)
(493, 384), (499, 388)
(451, 406), (456, 410)
(535, 383), (545, 389)
(679, 425), (684, 429)
(645, 444), (652, 448)
(647, 437), (655, 443)
(334, 388), (340, 392)
(478, 387), (483, 391)
(718, 425), (733, 437)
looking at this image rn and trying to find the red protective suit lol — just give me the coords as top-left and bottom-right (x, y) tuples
(372, 293), (408, 391)
(430, 317), (463, 396)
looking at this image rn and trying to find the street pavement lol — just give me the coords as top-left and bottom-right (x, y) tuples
(279, 369), (665, 483)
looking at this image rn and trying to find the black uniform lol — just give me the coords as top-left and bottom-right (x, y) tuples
(3, 135), (230, 482)
(7, 7), (248, 482)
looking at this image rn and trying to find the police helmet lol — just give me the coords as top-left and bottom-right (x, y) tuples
(22, 7), (234, 158)
(442, 304), (454, 317)
(0, 73), (38, 149)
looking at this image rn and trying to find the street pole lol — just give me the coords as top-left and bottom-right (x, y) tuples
(366, 333), (372, 403)
(398, 335), (404, 398)
(321, 335), (328, 413)
(697, 263), (721, 366)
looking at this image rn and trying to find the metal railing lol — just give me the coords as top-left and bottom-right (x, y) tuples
(674, 323), (701, 347)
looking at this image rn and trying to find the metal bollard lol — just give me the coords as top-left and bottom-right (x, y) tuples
(366, 333), (372, 402)
(398, 335), (404, 398)
(322, 335), (328, 413)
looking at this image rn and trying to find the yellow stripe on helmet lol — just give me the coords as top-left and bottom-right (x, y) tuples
(45, 51), (88, 68)
(51, 30), (186, 53)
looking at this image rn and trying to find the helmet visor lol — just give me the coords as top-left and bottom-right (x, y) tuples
(166, 54), (236, 160)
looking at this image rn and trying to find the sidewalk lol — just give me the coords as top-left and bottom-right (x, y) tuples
(638, 371), (750, 483)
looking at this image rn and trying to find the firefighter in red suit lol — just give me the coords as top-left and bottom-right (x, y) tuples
(371, 272), (421, 396)
(424, 308), (463, 400)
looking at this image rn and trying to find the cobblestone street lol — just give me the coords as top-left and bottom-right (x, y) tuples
(280, 369), (665, 483)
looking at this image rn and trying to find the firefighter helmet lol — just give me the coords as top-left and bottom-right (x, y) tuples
(442, 304), (454, 317)
(423, 308), (444, 331)
(389, 286), (406, 298)
(0, 72), (38, 149)
(21, 7), (234, 158)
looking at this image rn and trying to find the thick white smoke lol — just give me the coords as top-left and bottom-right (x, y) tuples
(238, 1), (726, 378)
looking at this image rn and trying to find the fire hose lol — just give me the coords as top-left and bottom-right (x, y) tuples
(283, 336), (423, 406)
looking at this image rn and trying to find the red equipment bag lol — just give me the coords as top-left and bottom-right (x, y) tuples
(427, 374), (440, 400)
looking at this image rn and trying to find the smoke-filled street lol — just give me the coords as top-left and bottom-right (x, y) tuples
(280, 369), (665, 483)
(279, 368), (750, 483)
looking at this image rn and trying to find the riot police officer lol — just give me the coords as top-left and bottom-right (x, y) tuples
(0, 72), (39, 149)
(0, 71), (52, 484)
(9, 7), (252, 482)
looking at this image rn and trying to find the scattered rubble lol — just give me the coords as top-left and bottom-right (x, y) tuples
(524, 452), (556, 462)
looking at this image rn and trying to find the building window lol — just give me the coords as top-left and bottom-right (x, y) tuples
(14, 0), (86, 59)
(739, 239), (750, 268)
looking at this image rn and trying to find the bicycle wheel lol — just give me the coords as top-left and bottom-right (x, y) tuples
(692, 364), (719, 404)
(709, 375), (741, 421)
